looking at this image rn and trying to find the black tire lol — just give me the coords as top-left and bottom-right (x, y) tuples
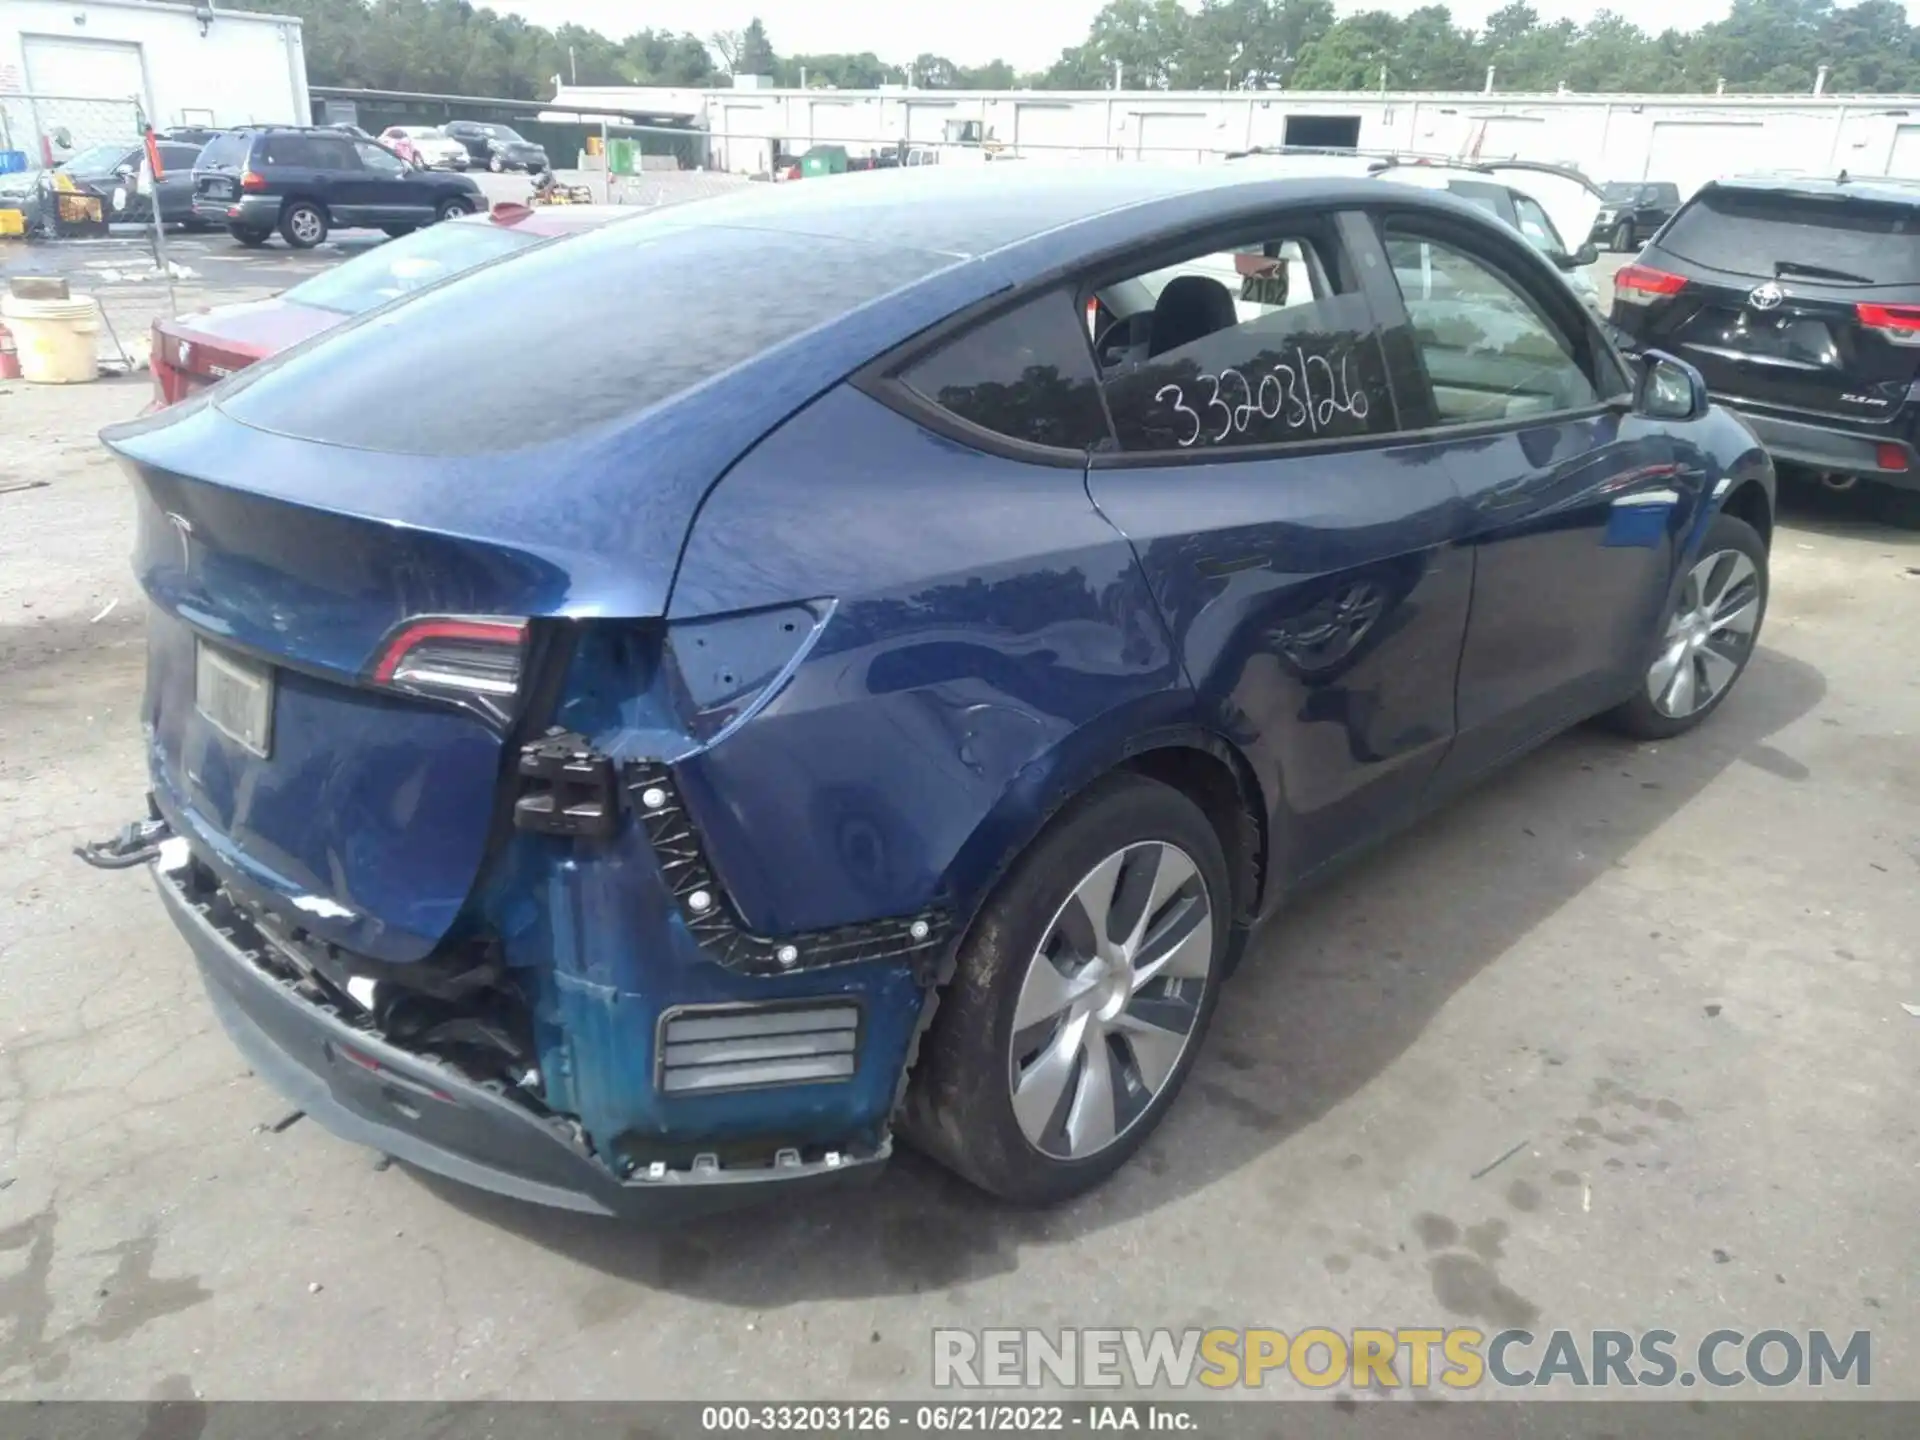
(227, 224), (271, 247)
(434, 197), (473, 223)
(1612, 219), (1635, 252)
(1602, 512), (1768, 740)
(279, 200), (327, 250)
(900, 772), (1230, 1205)
(381, 224), (415, 238)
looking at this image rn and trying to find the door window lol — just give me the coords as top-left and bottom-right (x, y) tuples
(355, 142), (409, 176)
(899, 290), (1111, 451)
(158, 144), (202, 173)
(1382, 223), (1600, 423)
(1510, 195), (1565, 255)
(1091, 227), (1395, 453)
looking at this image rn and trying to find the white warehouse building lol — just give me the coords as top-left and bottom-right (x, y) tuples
(554, 81), (1920, 198)
(1, 0), (307, 158)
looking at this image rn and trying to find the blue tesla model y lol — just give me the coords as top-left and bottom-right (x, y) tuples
(100, 163), (1774, 1216)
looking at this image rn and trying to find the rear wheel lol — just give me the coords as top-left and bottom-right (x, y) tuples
(900, 773), (1229, 1204)
(1612, 219), (1635, 251)
(1603, 513), (1767, 739)
(435, 197), (473, 223)
(227, 224), (271, 247)
(280, 201), (327, 250)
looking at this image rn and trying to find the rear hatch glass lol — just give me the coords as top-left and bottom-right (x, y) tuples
(1643, 187), (1920, 418)
(281, 219), (545, 316)
(195, 132), (249, 172)
(1660, 187), (1920, 284)
(218, 220), (950, 454)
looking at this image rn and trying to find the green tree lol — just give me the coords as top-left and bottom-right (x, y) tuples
(1291, 10), (1407, 90)
(738, 18), (778, 77)
(913, 53), (960, 88)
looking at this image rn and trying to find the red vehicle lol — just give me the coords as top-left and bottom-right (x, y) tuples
(149, 203), (630, 407)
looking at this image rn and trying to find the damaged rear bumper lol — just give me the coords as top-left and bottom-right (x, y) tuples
(155, 848), (888, 1219)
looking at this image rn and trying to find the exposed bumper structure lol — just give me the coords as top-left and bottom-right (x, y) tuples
(155, 847), (889, 1218)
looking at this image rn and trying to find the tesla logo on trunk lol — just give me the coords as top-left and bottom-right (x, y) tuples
(1748, 282), (1785, 311)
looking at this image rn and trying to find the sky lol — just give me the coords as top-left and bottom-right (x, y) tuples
(498, 0), (1781, 73)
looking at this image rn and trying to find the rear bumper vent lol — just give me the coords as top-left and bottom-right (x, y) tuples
(657, 1002), (860, 1095)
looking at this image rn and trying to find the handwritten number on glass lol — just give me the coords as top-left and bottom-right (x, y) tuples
(1157, 350), (1371, 449)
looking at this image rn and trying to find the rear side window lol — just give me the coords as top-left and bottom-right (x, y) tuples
(158, 143), (201, 170)
(219, 222), (954, 454)
(196, 133), (248, 170)
(263, 134), (355, 169)
(900, 291), (1110, 451)
(1660, 187), (1920, 284)
(1094, 225), (1396, 453)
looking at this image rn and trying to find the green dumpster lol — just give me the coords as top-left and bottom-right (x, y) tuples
(800, 146), (849, 178)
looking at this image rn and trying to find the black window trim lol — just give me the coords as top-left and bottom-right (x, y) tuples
(854, 191), (1633, 470)
(1359, 204), (1633, 443)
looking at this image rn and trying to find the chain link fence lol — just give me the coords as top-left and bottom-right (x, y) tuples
(0, 94), (143, 169)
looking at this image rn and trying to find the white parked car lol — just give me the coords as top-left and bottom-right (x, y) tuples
(379, 126), (471, 171)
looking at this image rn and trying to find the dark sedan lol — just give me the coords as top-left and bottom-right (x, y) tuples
(0, 139), (206, 233)
(100, 165), (1774, 1219)
(441, 121), (549, 173)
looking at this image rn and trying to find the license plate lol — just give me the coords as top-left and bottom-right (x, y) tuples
(195, 640), (274, 758)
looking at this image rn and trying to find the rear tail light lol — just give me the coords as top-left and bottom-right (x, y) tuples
(1613, 264), (1687, 303)
(370, 616), (527, 722)
(1856, 302), (1920, 347)
(1877, 442), (1909, 472)
(240, 169), (266, 192)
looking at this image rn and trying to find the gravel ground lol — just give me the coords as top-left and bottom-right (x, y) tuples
(0, 237), (1915, 1406)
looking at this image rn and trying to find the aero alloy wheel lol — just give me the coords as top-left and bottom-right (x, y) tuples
(1009, 841), (1213, 1161)
(900, 772), (1230, 1204)
(1604, 511), (1768, 740)
(1646, 548), (1761, 719)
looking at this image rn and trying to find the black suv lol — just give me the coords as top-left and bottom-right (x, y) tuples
(1593, 181), (1681, 251)
(1611, 175), (1920, 512)
(191, 126), (484, 249)
(441, 121), (550, 174)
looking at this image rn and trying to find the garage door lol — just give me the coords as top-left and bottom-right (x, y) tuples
(808, 100), (854, 146)
(1648, 120), (1765, 198)
(1889, 125), (1920, 178)
(905, 101), (955, 143)
(23, 35), (148, 110)
(1014, 102), (1076, 158)
(1135, 111), (1208, 161)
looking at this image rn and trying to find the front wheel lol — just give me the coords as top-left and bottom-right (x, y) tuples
(381, 224), (415, 238)
(227, 224), (270, 247)
(488, 153), (504, 173)
(1603, 513), (1768, 740)
(435, 197), (473, 223)
(900, 772), (1229, 1205)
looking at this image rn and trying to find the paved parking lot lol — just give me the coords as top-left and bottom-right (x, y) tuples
(0, 233), (1916, 1403)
